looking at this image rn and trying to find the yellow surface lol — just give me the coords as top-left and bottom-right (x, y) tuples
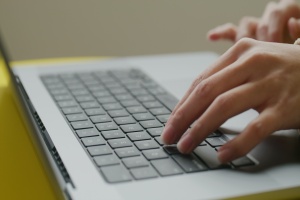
(0, 57), (299, 200)
(0, 57), (105, 200)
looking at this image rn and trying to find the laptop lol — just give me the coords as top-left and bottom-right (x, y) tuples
(1, 33), (300, 200)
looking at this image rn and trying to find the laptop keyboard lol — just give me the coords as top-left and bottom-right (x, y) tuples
(41, 69), (255, 183)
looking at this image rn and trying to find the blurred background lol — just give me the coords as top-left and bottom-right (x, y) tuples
(0, 0), (275, 61)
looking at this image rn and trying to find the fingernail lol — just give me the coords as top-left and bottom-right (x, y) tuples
(177, 133), (195, 154)
(161, 124), (176, 145)
(218, 148), (233, 163)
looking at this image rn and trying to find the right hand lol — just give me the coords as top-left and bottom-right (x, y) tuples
(207, 0), (300, 43)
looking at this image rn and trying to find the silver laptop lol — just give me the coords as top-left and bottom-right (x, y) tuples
(2, 34), (300, 200)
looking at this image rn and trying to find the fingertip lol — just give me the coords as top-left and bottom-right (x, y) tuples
(288, 17), (300, 40)
(217, 147), (234, 163)
(160, 124), (176, 145)
(207, 31), (220, 41)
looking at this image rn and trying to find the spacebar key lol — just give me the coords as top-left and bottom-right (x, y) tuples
(193, 146), (229, 169)
(156, 94), (178, 111)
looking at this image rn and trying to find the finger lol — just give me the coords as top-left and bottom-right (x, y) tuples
(256, 2), (277, 41)
(171, 38), (254, 118)
(218, 108), (281, 163)
(288, 17), (300, 41)
(162, 49), (253, 145)
(207, 23), (237, 41)
(267, 7), (286, 42)
(236, 17), (259, 41)
(177, 81), (266, 154)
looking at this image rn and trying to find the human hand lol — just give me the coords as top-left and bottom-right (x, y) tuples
(161, 38), (300, 163)
(207, 0), (300, 43)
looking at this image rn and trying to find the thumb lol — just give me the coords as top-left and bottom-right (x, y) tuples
(288, 17), (300, 41)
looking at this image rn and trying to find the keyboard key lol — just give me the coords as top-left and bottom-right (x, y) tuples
(172, 154), (207, 173)
(149, 107), (171, 116)
(94, 154), (120, 166)
(109, 88), (127, 95)
(96, 122), (118, 131)
(231, 156), (255, 167)
(49, 88), (68, 95)
(193, 146), (229, 169)
(66, 113), (87, 122)
(127, 106), (147, 114)
(133, 113), (155, 121)
(92, 90), (111, 97)
(108, 109), (130, 118)
(163, 145), (180, 154)
(122, 156), (149, 168)
(151, 158), (183, 176)
(115, 147), (140, 158)
(90, 115), (112, 123)
(88, 85), (106, 92)
(103, 103), (123, 111)
(102, 129), (125, 140)
(206, 137), (226, 147)
(71, 121), (93, 130)
(148, 87), (166, 95)
(120, 124), (143, 133)
(207, 130), (222, 138)
(130, 89), (148, 96)
(137, 95), (155, 102)
(140, 120), (163, 129)
(54, 94), (72, 101)
(120, 100), (141, 107)
(62, 107), (82, 115)
(143, 149), (168, 160)
(114, 116), (136, 125)
(142, 101), (163, 109)
(156, 94), (178, 111)
(82, 136), (106, 146)
(76, 128), (99, 138)
(80, 101), (100, 109)
(157, 114), (170, 123)
(85, 108), (106, 116)
(71, 89), (90, 97)
(97, 96), (117, 104)
(127, 131), (151, 141)
(101, 165), (132, 183)
(58, 100), (77, 108)
(130, 167), (158, 180)
(105, 82), (122, 89)
(74, 95), (94, 103)
(147, 127), (163, 137)
(115, 94), (134, 101)
(87, 145), (112, 156)
(108, 138), (132, 148)
(135, 140), (159, 150)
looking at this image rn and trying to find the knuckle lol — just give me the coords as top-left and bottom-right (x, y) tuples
(249, 121), (264, 136)
(191, 74), (205, 89)
(236, 37), (255, 48)
(257, 24), (268, 34)
(214, 95), (230, 110)
(173, 108), (186, 122)
(194, 80), (211, 98)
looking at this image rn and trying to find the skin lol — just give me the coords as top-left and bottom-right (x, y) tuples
(161, 38), (300, 163)
(207, 0), (300, 44)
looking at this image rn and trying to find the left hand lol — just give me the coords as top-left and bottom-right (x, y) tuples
(161, 38), (300, 163)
